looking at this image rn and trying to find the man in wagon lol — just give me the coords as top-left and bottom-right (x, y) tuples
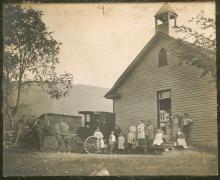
(137, 120), (145, 147)
(94, 127), (105, 153)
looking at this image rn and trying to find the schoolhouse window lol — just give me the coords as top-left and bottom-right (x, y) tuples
(159, 48), (168, 67)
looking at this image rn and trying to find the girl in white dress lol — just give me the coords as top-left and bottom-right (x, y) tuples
(172, 114), (180, 138)
(176, 128), (189, 149)
(94, 127), (105, 153)
(137, 120), (145, 146)
(127, 126), (136, 153)
(153, 129), (163, 146)
(118, 133), (125, 153)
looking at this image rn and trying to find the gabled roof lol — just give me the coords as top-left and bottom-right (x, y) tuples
(155, 3), (177, 17)
(105, 32), (214, 99)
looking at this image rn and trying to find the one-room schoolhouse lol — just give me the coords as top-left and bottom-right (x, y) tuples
(105, 3), (217, 146)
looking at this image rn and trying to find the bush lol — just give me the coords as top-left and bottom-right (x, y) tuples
(3, 130), (16, 148)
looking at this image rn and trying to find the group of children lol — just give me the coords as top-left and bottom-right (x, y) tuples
(153, 128), (189, 149)
(94, 114), (192, 154)
(154, 113), (192, 149)
(94, 127), (125, 154)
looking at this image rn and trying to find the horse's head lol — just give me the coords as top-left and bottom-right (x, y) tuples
(32, 117), (50, 133)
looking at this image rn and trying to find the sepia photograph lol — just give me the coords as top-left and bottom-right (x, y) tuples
(3, 1), (217, 176)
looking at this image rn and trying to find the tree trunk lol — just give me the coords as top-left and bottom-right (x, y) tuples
(4, 68), (23, 130)
(14, 69), (23, 116)
(4, 70), (14, 130)
(14, 83), (21, 113)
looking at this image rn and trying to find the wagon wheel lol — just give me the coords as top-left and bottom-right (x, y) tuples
(84, 136), (98, 154)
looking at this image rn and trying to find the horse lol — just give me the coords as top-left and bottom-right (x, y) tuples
(15, 114), (71, 152)
(32, 114), (71, 152)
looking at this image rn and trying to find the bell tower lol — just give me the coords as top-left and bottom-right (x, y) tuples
(154, 3), (177, 35)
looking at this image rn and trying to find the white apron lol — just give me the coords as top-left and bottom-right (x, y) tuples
(137, 123), (145, 139)
(153, 132), (163, 146)
(127, 132), (136, 144)
(94, 131), (105, 149)
(118, 136), (125, 149)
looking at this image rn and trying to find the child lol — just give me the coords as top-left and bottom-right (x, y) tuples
(172, 114), (180, 139)
(146, 121), (154, 145)
(164, 116), (172, 142)
(127, 126), (136, 153)
(176, 128), (189, 149)
(109, 131), (116, 153)
(94, 127), (105, 153)
(182, 113), (193, 143)
(113, 125), (121, 152)
(118, 133), (125, 153)
(153, 129), (163, 146)
(137, 120), (145, 147)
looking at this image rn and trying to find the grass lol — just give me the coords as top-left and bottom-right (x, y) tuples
(3, 148), (218, 176)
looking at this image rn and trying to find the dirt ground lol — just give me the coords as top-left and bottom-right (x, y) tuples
(3, 148), (218, 176)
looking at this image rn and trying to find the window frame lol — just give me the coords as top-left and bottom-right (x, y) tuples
(158, 48), (168, 67)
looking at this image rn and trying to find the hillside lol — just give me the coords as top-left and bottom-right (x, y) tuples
(18, 83), (113, 117)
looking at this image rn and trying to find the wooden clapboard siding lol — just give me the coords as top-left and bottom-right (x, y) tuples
(113, 37), (217, 145)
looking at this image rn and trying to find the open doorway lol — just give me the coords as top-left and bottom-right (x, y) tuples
(157, 90), (171, 139)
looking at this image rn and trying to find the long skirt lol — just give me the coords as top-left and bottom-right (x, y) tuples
(137, 132), (145, 139)
(153, 138), (163, 146)
(97, 139), (105, 149)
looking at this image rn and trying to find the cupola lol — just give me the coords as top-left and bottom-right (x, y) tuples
(154, 3), (177, 35)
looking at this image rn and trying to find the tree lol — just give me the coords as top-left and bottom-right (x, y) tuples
(3, 4), (73, 129)
(171, 11), (216, 83)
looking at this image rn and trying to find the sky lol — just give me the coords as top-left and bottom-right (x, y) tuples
(25, 2), (215, 88)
